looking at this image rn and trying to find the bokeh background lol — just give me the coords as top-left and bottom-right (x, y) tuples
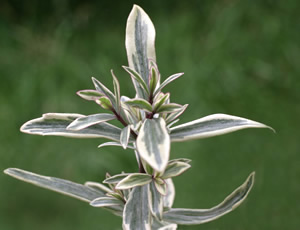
(1, 0), (299, 229)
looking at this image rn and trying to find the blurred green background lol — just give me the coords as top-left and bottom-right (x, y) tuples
(1, 0), (299, 229)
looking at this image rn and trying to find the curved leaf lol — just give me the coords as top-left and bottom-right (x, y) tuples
(116, 173), (152, 190)
(161, 162), (191, 179)
(123, 185), (151, 230)
(4, 168), (105, 202)
(120, 126), (131, 149)
(163, 172), (255, 225)
(90, 197), (124, 207)
(163, 179), (175, 209)
(20, 113), (122, 141)
(125, 4), (156, 98)
(154, 72), (184, 95)
(76, 90), (103, 101)
(125, 98), (153, 112)
(103, 173), (130, 184)
(98, 142), (135, 149)
(170, 113), (274, 142)
(136, 118), (170, 172)
(150, 181), (163, 220)
(67, 113), (116, 131)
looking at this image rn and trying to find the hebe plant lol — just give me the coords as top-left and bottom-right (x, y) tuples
(5, 5), (273, 230)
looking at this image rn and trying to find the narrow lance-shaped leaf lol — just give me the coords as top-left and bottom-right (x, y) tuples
(111, 70), (121, 113)
(125, 98), (153, 112)
(98, 142), (135, 150)
(170, 113), (274, 142)
(163, 172), (255, 225)
(123, 185), (151, 230)
(90, 197), (124, 207)
(123, 66), (149, 95)
(92, 77), (117, 109)
(154, 72), (184, 95)
(150, 181), (163, 220)
(163, 179), (175, 209)
(103, 173), (130, 184)
(67, 113), (116, 131)
(4, 168), (106, 202)
(166, 104), (188, 124)
(115, 173), (152, 190)
(77, 90), (103, 101)
(125, 4), (156, 98)
(120, 125), (131, 149)
(156, 103), (183, 114)
(20, 113), (122, 142)
(136, 118), (170, 172)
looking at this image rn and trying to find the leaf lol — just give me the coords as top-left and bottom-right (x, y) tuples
(162, 162), (191, 179)
(154, 178), (167, 196)
(20, 113), (122, 141)
(156, 103), (183, 114)
(96, 96), (113, 110)
(103, 173), (130, 184)
(98, 142), (135, 149)
(166, 104), (188, 124)
(153, 93), (170, 112)
(163, 172), (255, 225)
(120, 126), (131, 149)
(111, 70), (121, 113)
(84, 181), (112, 194)
(125, 4), (156, 99)
(149, 65), (160, 95)
(154, 72), (184, 95)
(90, 197), (124, 207)
(136, 118), (170, 172)
(168, 158), (192, 164)
(66, 113), (116, 131)
(115, 173), (152, 190)
(76, 90), (103, 101)
(123, 66), (149, 95)
(170, 113), (274, 142)
(125, 98), (153, 112)
(150, 181), (163, 220)
(4, 168), (105, 202)
(92, 77), (116, 109)
(163, 179), (175, 209)
(123, 185), (151, 230)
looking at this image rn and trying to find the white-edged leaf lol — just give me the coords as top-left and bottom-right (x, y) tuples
(125, 4), (156, 99)
(166, 104), (188, 124)
(4, 168), (105, 202)
(170, 113), (274, 142)
(116, 173), (152, 190)
(98, 142), (135, 149)
(125, 98), (153, 112)
(76, 90), (103, 101)
(123, 66), (149, 95)
(66, 113), (116, 131)
(120, 126), (131, 149)
(123, 185), (151, 230)
(20, 113), (122, 141)
(162, 162), (191, 179)
(153, 93), (170, 111)
(103, 173), (130, 184)
(154, 73), (184, 95)
(163, 179), (175, 209)
(150, 181), (163, 220)
(137, 118), (170, 172)
(154, 179), (167, 196)
(152, 217), (177, 230)
(163, 172), (255, 225)
(90, 197), (124, 207)
(168, 158), (192, 164)
(111, 70), (121, 113)
(84, 181), (112, 193)
(92, 77), (116, 109)
(156, 103), (183, 114)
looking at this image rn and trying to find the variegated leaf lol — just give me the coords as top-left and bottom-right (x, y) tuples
(136, 118), (170, 172)
(4, 168), (105, 202)
(90, 197), (124, 207)
(20, 113), (122, 141)
(103, 173), (130, 184)
(123, 66), (149, 95)
(166, 104), (188, 124)
(163, 172), (255, 225)
(150, 181), (163, 220)
(163, 179), (175, 209)
(156, 103), (183, 114)
(67, 113), (116, 131)
(154, 72), (184, 95)
(98, 142), (135, 149)
(92, 77), (116, 109)
(116, 173), (152, 190)
(170, 113), (274, 142)
(125, 98), (153, 112)
(125, 4), (156, 99)
(111, 70), (121, 113)
(120, 126), (131, 149)
(162, 161), (191, 179)
(154, 178), (167, 196)
(84, 181), (112, 193)
(76, 90), (103, 101)
(123, 185), (151, 230)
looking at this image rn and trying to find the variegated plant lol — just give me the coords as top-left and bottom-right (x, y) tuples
(4, 5), (273, 230)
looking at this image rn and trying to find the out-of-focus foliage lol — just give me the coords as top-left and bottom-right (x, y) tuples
(0, 0), (299, 229)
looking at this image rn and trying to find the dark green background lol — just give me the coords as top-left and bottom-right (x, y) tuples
(1, 0), (299, 229)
